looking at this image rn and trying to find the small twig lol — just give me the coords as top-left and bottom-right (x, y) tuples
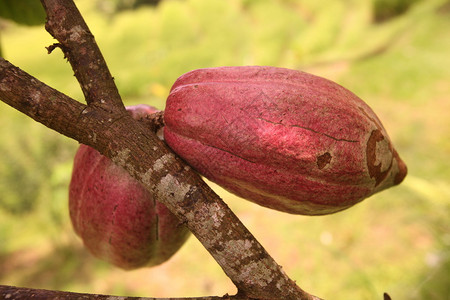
(45, 42), (64, 55)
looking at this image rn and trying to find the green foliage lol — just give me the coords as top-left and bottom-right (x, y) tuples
(0, 0), (46, 26)
(0, 110), (75, 215)
(0, 0), (449, 299)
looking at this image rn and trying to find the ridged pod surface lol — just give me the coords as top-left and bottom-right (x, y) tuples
(164, 66), (407, 215)
(69, 105), (190, 269)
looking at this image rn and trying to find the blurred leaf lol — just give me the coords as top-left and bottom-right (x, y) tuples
(0, 0), (46, 26)
(373, 0), (422, 23)
(95, 0), (162, 15)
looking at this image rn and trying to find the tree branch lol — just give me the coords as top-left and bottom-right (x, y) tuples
(0, 1), (322, 299)
(0, 285), (237, 300)
(41, 0), (124, 109)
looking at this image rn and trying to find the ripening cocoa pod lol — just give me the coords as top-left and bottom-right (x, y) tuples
(163, 66), (407, 215)
(69, 105), (190, 269)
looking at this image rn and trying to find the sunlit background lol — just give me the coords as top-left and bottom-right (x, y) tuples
(0, 0), (449, 299)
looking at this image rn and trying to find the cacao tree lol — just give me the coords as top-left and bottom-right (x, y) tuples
(0, 1), (407, 299)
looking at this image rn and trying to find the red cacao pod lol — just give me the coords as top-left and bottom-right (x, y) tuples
(69, 105), (190, 269)
(164, 66), (407, 215)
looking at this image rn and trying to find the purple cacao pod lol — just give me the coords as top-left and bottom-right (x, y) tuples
(163, 66), (407, 215)
(69, 105), (190, 269)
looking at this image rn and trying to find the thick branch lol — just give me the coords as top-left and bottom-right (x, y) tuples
(0, 59), (87, 138)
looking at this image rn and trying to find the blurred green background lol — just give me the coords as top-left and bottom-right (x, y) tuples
(0, 0), (449, 299)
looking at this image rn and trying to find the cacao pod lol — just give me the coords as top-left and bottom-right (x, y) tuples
(164, 66), (407, 215)
(69, 105), (190, 269)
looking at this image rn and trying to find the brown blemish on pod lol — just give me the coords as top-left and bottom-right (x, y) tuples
(317, 152), (332, 169)
(366, 129), (393, 186)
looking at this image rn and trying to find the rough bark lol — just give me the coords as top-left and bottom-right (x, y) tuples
(42, 0), (124, 110)
(0, 285), (235, 300)
(0, 0), (321, 300)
